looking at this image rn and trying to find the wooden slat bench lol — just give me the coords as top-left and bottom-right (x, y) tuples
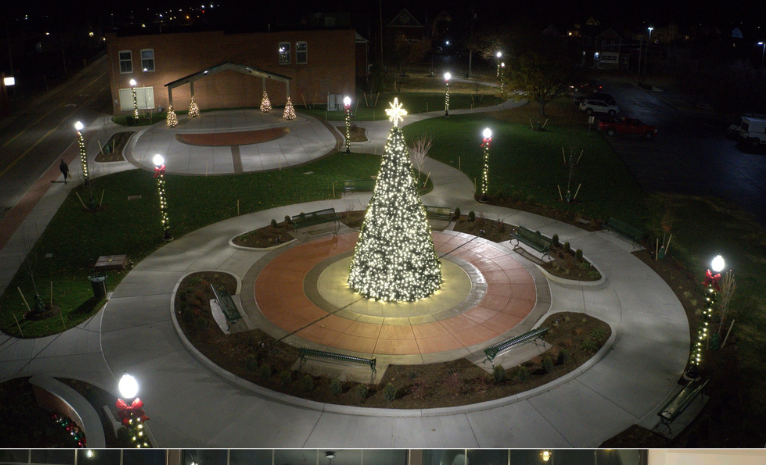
(603, 217), (644, 246)
(657, 377), (709, 434)
(424, 205), (452, 221)
(292, 208), (339, 230)
(210, 285), (241, 322)
(510, 226), (552, 259)
(484, 327), (549, 367)
(298, 348), (376, 374)
(343, 179), (376, 194)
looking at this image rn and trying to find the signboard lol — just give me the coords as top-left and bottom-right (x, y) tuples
(119, 86), (155, 111)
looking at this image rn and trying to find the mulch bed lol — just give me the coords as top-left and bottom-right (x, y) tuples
(95, 131), (133, 163)
(175, 128), (289, 146)
(232, 221), (294, 248)
(175, 267), (610, 409)
(336, 125), (369, 142)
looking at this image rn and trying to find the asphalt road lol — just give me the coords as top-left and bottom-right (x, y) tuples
(0, 56), (112, 219)
(596, 77), (766, 226)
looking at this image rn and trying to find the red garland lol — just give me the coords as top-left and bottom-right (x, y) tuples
(703, 269), (722, 292)
(480, 137), (492, 148)
(116, 397), (150, 425)
(154, 165), (165, 178)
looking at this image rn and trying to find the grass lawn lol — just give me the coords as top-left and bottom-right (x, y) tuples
(0, 152), (384, 338)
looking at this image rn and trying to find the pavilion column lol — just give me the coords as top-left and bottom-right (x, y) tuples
(262, 77), (266, 92)
(189, 81), (195, 98)
(285, 81), (290, 99)
(167, 88), (173, 107)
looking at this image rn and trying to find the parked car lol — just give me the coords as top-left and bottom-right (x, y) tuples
(598, 117), (658, 139)
(738, 117), (766, 148)
(580, 99), (619, 116)
(574, 92), (615, 106)
(569, 81), (602, 95)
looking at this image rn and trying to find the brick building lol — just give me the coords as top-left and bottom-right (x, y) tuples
(105, 29), (357, 115)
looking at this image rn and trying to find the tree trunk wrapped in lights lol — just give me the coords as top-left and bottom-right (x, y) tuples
(283, 96), (296, 120)
(348, 98), (441, 302)
(166, 104), (178, 127)
(188, 96), (200, 118)
(260, 91), (272, 112)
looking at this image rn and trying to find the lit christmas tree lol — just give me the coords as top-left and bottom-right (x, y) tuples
(283, 96), (296, 120)
(189, 96), (200, 117)
(347, 98), (441, 302)
(166, 104), (178, 127)
(260, 91), (272, 112)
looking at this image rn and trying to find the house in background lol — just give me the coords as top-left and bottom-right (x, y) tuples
(386, 9), (426, 42)
(105, 28), (357, 115)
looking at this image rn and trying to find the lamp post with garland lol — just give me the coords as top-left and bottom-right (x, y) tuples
(443, 72), (451, 117)
(343, 96), (352, 154)
(116, 373), (150, 448)
(479, 128), (492, 202)
(74, 121), (89, 186)
(496, 51), (503, 77)
(129, 79), (138, 121)
(153, 154), (173, 241)
(685, 254), (725, 379)
(500, 62), (505, 94)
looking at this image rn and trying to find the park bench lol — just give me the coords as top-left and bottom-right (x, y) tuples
(298, 347), (376, 374)
(343, 179), (375, 194)
(657, 377), (710, 434)
(484, 327), (549, 367)
(510, 226), (552, 259)
(291, 208), (340, 230)
(210, 284), (241, 322)
(603, 217), (645, 246)
(424, 205), (452, 221)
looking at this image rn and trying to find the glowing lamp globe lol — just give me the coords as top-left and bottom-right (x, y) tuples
(74, 121), (84, 131)
(501, 62), (505, 68)
(541, 451), (551, 462)
(444, 72), (451, 81)
(118, 373), (139, 399)
(711, 255), (725, 272)
(496, 51), (502, 58)
(343, 96), (351, 106)
(483, 128), (492, 139)
(153, 154), (165, 166)
(129, 79), (137, 86)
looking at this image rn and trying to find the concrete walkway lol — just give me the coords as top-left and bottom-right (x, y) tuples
(0, 94), (690, 448)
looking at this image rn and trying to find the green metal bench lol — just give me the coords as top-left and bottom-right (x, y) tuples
(603, 217), (645, 246)
(343, 179), (376, 194)
(210, 284), (241, 322)
(292, 208), (339, 230)
(657, 378), (710, 434)
(510, 226), (552, 259)
(424, 205), (452, 221)
(484, 327), (549, 367)
(298, 347), (376, 374)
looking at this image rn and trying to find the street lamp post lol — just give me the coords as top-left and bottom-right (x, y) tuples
(343, 96), (352, 154)
(74, 121), (89, 187)
(130, 79), (138, 121)
(758, 42), (765, 68)
(443, 72), (451, 117)
(685, 254), (725, 379)
(644, 27), (654, 79)
(500, 62), (505, 94)
(496, 51), (502, 77)
(116, 373), (150, 448)
(480, 128), (492, 202)
(153, 154), (173, 241)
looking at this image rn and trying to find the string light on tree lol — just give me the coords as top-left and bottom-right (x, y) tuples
(686, 254), (725, 379)
(343, 96), (352, 154)
(480, 128), (492, 202)
(153, 154), (173, 241)
(443, 72), (451, 117)
(166, 104), (178, 127)
(283, 96), (296, 120)
(116, 373), (150, 448)
(260, 91), (272, 112)
(188, 95), (200, 118)
(347, 98), (442, 302)
(130, 79), (139, 120)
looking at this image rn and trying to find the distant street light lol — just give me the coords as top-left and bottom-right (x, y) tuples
(129, 79), (139, 120)
(644, 27), (654, 79)
(496, 51), (503, 77)
(153, 154), (173, 241)
(500, 62), (506, 94)
(443, 72), (451, 117)
(480, 128), (492, 202)
(343, 96), (352, 154)
(759, 42), (765, 68)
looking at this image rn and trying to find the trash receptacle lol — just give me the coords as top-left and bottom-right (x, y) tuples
(89, 273), (107, 299)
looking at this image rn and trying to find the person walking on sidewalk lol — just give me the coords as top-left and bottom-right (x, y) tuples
(59, 159), (69, 184)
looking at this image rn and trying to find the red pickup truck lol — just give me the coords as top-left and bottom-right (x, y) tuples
(598, 117), (658, 139)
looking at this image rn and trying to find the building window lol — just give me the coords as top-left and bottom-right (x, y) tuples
(296, 41), (307, 64)
(141, 49), (155, 72)
(278, 42), (290, 65)
(119, 50), (133, 74)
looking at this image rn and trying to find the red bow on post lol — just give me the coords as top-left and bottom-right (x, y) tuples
(116, 398), (150, 425)
(480, 138), (492, 148)
(154, 165), (165, 178)
(703, 269), (722, 292)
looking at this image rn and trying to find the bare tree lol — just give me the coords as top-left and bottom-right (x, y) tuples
(409, 134), (433, 174)
(718, 271), (737, 335)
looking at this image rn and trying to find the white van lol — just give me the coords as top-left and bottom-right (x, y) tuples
(739, 117), (766, 148)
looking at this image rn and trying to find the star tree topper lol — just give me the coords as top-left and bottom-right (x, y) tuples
(386, 98), (407, 127)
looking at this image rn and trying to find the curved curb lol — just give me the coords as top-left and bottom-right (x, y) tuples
(534, 260), (606, 287)
(228, 236), (296, 252)
(169, 267), (617, 418)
